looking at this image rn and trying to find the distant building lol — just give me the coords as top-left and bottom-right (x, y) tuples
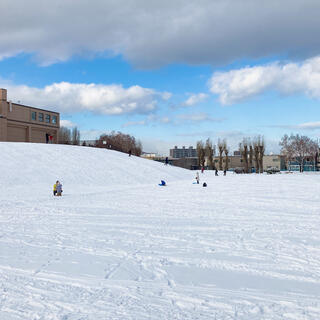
(263, 155), (286, 171)
(288, 157), (318, 172)
(0, 88), (60, 143)
(211, 155), (244, 170)
(141, 152), (157, 159)
(171, 157), (199, 170)
(170, 146), (197, 158)
(207, 154), (286, 172)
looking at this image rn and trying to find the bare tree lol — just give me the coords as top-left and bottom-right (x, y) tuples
(279, 134), (317, 172)
(308, 140), (319, 171)
(253, 142), (260, 173)
(196, 140), (206, 168)
(279, 134), (294, 171)
(258, 136), (265, 173)
(224, 141), (229, 171)
(239, 139), (249, 173)
(249, 143), (253, 172)
(58, 126), (71, 144)
(205, 138), (214, 169)
(218, 139), (224, 170)
(72, 127), (80, 145)
(96, 131), (142, 156)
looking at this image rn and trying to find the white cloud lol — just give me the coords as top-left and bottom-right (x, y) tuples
(209, 56), (320, 104)
(80, 130), (108, 141)
(147, 115), (171, 124)
(160, 116), (170, 124)
(182, 93), (208, 107)
(177, 112), (223, 123)
(3, 81), (170, 115)
(122, 120), (146, 128)
(122, 115), (171, 127)
(272, 121), (320, 130)
(141, 138), (175, 156)
(60, 119), (76, 128)
(1, 1), (320, 67)
(296, 121), (320, 130)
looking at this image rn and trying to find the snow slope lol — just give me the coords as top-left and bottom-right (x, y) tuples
(0, 142), (188, 187)
(1, 142), (320, 319)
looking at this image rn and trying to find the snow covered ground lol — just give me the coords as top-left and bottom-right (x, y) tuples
(1, 142), (320, 319)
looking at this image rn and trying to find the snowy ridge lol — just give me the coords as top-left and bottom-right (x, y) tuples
(0, 142), (188, 187)
(1, 142), (320, 319)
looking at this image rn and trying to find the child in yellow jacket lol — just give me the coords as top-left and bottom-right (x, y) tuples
(53, 181), (57, 196)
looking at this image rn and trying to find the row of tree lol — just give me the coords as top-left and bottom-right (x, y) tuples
(196, 138), (217, 169)
(197, 134), (319, 173)
(95, 131), (143, 156)
(239, 137), (265, 173)
(58, 127), (142, 156)
(58, 126), (81, 145)
(196, 138), (231, 171)
(196, 136), (265, 173)
(280, 134), (319, 172)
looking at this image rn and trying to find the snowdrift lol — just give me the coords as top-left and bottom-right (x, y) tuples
(0, 142), (189, 187)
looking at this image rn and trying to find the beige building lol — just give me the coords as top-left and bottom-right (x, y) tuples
(141, 152), (157, 159)
(207, 154), (285, 171)
(263, 154), (285, 171)
(210, 155), (244, 170)
(0, 88), (59, 143)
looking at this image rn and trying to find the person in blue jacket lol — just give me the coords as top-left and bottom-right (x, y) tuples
(56, 181), (63, 196)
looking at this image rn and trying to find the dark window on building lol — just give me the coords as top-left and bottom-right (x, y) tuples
(39, 113), (44, 122)
(31, 111), (37, 121)
(52, 115), (57, 124)
(45, 114), (50, 123)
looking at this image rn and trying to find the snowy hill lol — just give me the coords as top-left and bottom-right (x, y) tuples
(0, 142), (189, 188)
(1, 142), (320, 319)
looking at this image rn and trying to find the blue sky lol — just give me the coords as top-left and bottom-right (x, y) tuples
(1, 1), (320, 155)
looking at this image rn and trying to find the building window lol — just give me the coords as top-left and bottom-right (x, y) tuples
(45, 114), (50, 123)
(31, 111), (37, 121)
(39, 113), (44, 122)
(52, 115), (57, 124)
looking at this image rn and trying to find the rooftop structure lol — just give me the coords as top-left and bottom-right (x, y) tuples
(0, 88), (60, 143)
(170, 146), (197, 158)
